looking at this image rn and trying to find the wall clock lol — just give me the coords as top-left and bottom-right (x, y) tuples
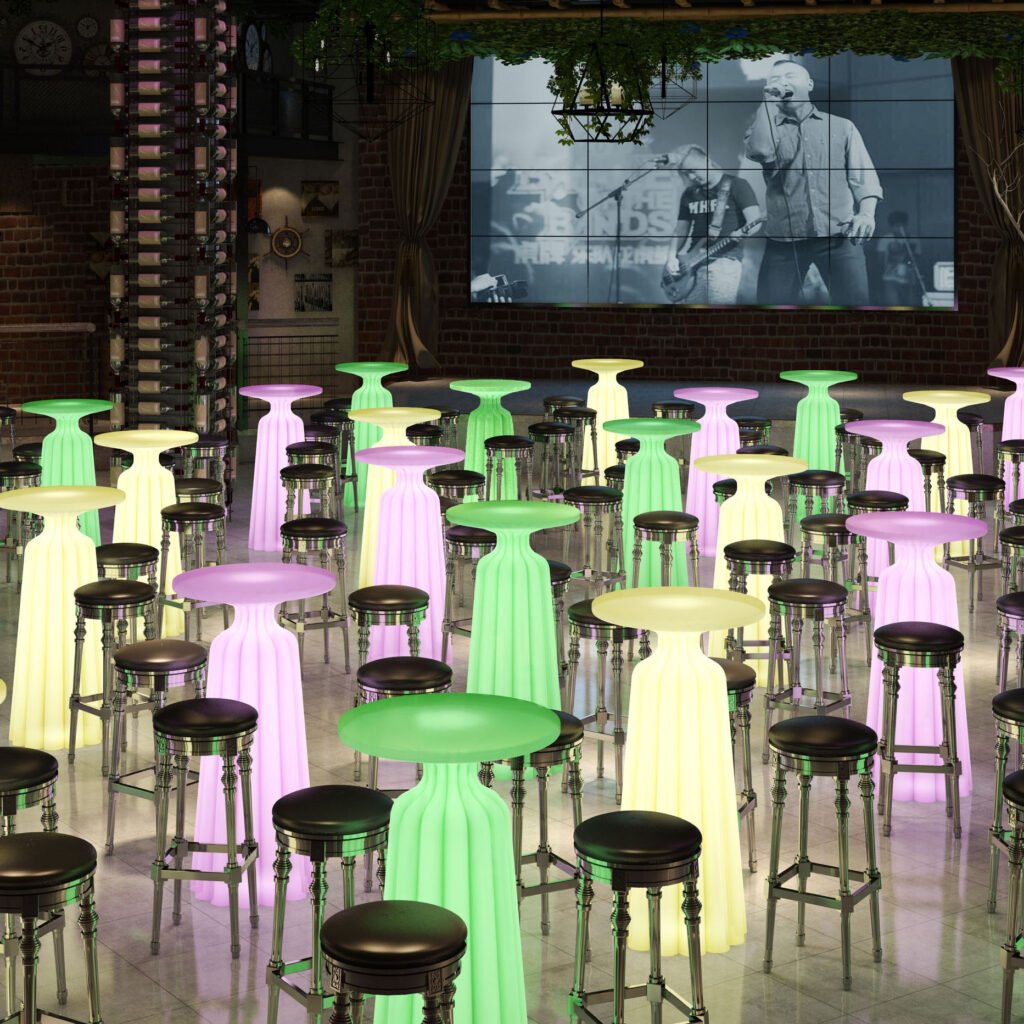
(76, 16), (99, 40)
(14, 20), (73, 76)
(82, 43), (111, 78)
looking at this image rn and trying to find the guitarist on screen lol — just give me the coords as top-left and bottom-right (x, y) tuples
(662, 145), (763, 305)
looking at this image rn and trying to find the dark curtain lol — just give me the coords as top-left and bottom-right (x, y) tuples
(953, 58), (1024, 367)
(384, 58), (473, 369)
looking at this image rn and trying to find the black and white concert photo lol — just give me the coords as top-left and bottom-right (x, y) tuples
(470, 52), (954, 309)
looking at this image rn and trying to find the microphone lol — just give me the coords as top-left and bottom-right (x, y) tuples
(764, 86), (794, 101)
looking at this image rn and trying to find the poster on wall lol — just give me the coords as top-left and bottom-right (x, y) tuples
(294, 272), (333, 312)
(325, 229), (359, 268)
(470, 52), (955, 309)
(301, 180), (340, 218)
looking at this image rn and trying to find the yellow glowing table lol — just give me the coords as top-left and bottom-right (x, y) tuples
(593, 586), (764, 955)
(904, 389), (989, 556)
(572, 358), (644, 474)
(696, 453), (806, 674)
(0, 486), (123, 750)
(350, 407), (440, 589)
(95, 429), (198, 636)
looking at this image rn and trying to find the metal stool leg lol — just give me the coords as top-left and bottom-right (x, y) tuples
(267, 845), (290, 1024)
(763, 755), (787, 974)
(836, 774), (854, 991)
(860, 771), (883, 962)
(992, 732), (1012, 912)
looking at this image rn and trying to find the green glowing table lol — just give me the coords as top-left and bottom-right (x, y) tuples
(573, 358), (643, 474)
(23, 399), (112, 546)
(780, 370), (858, 472)
(335, 361), (406, 508)
(604, 417), (700, 588)
(449, 379), (530, 499)
(447, 500), (578, 709)
(594, 586), (764, 955)
(339, 692), (559, 1024)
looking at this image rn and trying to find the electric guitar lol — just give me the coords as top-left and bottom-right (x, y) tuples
(661, 216), (765, 302)
(470, 273), (528, 303)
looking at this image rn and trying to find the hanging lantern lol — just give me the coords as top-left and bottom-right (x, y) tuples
(652, 56), (699, 120)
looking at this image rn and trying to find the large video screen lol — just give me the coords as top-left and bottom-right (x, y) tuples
(470, 53), (954, 308)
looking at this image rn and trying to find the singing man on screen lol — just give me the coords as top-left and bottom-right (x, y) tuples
(743, 57), (883, 306)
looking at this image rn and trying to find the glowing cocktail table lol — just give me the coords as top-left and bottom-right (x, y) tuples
(447, 500), (579, 709)
(676, 387), (759, 554)
(339, 692), (559, 1024)
(350, 406), (441, 589)
(356, 445), (463, 660)
(0, 486), (122, 749)
(780, 370), (858, 472)
(94, 428), (198, 637)
(572, 358), (643, 474)
(605, 417), (700, 588)
(848, 511), (983, 804)
(335, 361), (406, 508)
(23, 398), (111, 546)
(449, 379), (530, 498)
(989, 368), (1024, 504)
(239, 385), (322, 552)
(594, 587), (764, 954)
(175, 562), (335, 907)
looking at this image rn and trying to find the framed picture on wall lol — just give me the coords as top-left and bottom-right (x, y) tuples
(294, 272), (333, 313)
(300, 180), (339, 219)
(325, 229), (358, 268)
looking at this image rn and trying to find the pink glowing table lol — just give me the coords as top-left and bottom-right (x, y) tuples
(990, 369), (1024, 505)
(847, 511), (984, 804)
(356, 445), (464, 661)
(175, 562), (336, 907)
(240, 384), (323, 552)
(677, 387), (759, 555)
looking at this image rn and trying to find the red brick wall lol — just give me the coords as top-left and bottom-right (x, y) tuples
(0, 164), (110, 402)
(358, 125), (996, 383)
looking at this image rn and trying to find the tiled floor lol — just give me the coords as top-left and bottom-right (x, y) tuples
(0, 407), (1018, 1023)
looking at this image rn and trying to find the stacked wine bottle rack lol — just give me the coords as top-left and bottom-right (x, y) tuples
(108, 0), (238, 458)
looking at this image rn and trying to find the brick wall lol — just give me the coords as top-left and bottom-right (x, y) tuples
(357, 124), (996, 383)
(0, 163), (110, 402)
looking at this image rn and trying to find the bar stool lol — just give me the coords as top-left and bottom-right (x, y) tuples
(561, 486), (624, 587)
(425, 469), (485, 527)
(433, 406), (460, 448)
(740, 443), (789, 456)
(105, 639), (207, 855)
(800, 513), (853, 583)
(407, 422), (444, 447)
(944, 473), (1005, 611)
(764, 715), (882, 991)
(604, 464), (624, 491)
(652, 399), (695, 420)
(349, 585), (428, 671)
(528, 421), (575, 498)
(0, 406), (16, 457)
(614, 437), (639, 463)
(484, 435), (533, 501)
(151, 697), (259, 958)
(266, 785), (393, 1024)
(0, 833), (102, 1024)
(314, 410), (359, 512)
(481, 711), (584, 935)
(713, 477), (772, 504)
(874, 621), (965, 837)
(13, 442), (41, 465)
(182, 433), (229, 512)
(631, 511), (700, 588)
(305, 421), (340, 447)
(0, 459), (40, 584)
(723, 540), (796, 665)
(851, 433), (882, 491)
(158, 502), (227, 640)
(997, 593), (1024, 693)
(763, 579), (851, 761)
(96, 543), (159, 640)
(736, 415), (771, 446)
(846, 489), (908, 612)
(282, 459), (336, 521)
(1000, 440), (1024, 506)
(1003, 527), (1024, 596)
(320, 900), (466, 1023)
(786, 470), (845, 546)
(998, 768), (1024, 1023)
(174, 477), (222, 504)
(544, 394), (584, 418)
(1013, 499), (1024, 527)
(441, 524), (496, 661)
(988, 688), (1024, 912)
(68, 579), (158, 776)
(569, 810), (706, 1024)
(548, 558), (572, 690)
(712, 657), (758, 873)
(554, 405), (600, 484)
(910, 448), (947, 512)
(958, 409), (986, 471)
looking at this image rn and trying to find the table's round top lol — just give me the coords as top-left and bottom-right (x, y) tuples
(846, 510), (987, 546)
(0, 484), (123, 517)
(173, 562), (336, 606)
(594, 586), (765, 634)
(695, 454), (806, 480)
(334, 361), (407, 379)
(350, 407), (441, 429)
(604, 417), (699, 440)
(673, 386), (759, 407)
(356, 445), (464, 473)
(779, 370), (859, 388)
(94, 429), (198, 453)
(447, 499), (579, 533)
(339, 692), (561, 764)
(845, 419), (945, 445)
(23, 398), (112, 420)
(989, 369), (1024, 387)
(571, 358), (644, 376)
(449, 379), (531, 398)
(239, 384), (323, 403)
(903, 389), (990, 411)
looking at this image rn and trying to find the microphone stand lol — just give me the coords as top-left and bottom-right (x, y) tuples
(577, 166), (658, 304)
(895, 225), (933, 307)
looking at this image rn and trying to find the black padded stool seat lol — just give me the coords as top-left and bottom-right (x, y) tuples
(946, 472), (1004, 493)
(306, 423), (340, 440)
(1004, 770), (1024, 808)
(739, 444), (789, 456)
(313, 410), (348, 426)
(998, 592), (1024, 619)
(724, 539), (796, 561)
(544, 394), (584, 411)
(152, 697), (257, 739)
(273, 785), (392, 838)
(445, 524), (496, 546)
(0, 833), (96, 893)
(568, 599), (637, 636)
(0, 406), (14, 419)
(484, 434), (532, 450)
(769, 715), (877, 760)
(1002, 526), (1024, 546)
(74, 578), (154, 609)
(652, 400), (695, 416)
(1001, 440), (1024, 456)
(96, 542), (159, 566)
(547, 559), (572, 585)
(287, 441), (335, 458)
(114, 638), (206, 674)
(910, 449), (945, 467)
(874, 621), (964, 654)
(0, 747), (58, 793)
(356, 656), (452, 692)
(281, 464), (333, 481)
(736, 416), (771, 429)
(634, 510), (698, 531)
(161, 501), (224, 523)
(958, 411), (984, 428)
(575, 810), (701, 867)
(427, 469), (484, 488)
(710, 657), (757, 693)
(407, 423), (443, 440)
(14, 443), (42, 461)
(192, 432), (229, 450)
(994, 688), (1024, 725)
(604, 465), (625, 484)
(0, 459), (40, 478)
(281, 517), (347, 540)
(801, 514), (851, 536)
(615, 438), (640, 455)
(324, 397), (352, 412)
(176, 478), (222, 499)
(714, 478), (773, 499)
(768, 578), (848, 606)
(563, 485), (621, 505)
(539, 710), (585, 753)
(557, 405), (597, 420)
(846, 490), (909, 510)
(530, 422), (573, 438)
(349, 585), (429, 613)
(840, 408), (864, 423)
(789, 470), (845, 488)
